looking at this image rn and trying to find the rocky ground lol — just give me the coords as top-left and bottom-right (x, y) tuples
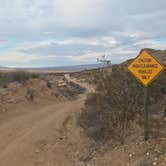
(0, 75), (165, 166)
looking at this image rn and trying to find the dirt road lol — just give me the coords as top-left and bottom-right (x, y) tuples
(0, 77), (91, 166)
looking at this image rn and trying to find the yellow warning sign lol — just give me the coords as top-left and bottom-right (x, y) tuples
(128, 50), (164, 86)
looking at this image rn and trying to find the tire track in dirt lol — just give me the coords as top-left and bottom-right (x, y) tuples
(0, 76), (91, 166)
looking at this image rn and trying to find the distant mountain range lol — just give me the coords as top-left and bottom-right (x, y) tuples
(35, 63), (103, 71)
(2, 48), (165, 72)
(0, 66), (7, 69)
(27, 63), (103, 71)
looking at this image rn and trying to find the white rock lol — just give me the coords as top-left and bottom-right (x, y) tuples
(35, 150), (40, 153)
(129, 154), (132, 158)
(146, 152), (150, 156)
(152, 161), (157, 166)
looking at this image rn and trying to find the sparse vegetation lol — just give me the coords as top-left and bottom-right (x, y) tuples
(59, 81), (86, 98)
(26, 88), (36, 101)
(46, 81), (52, 89)
(79, 65), (166, 142)
(0, 72), (39, 87)
(40, 74), (86, 98)
(71, 69), (101, 84)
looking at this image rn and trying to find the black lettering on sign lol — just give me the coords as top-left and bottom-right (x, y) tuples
(132, 64), (158, 68)
(142, 75), (150, 80)
(138, 58), (152, 63)
(138, 70), (152, 74)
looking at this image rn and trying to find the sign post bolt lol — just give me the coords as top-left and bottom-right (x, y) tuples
(144, 86), (149, 141)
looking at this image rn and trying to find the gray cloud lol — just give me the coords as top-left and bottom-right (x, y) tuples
(0, 0), (165, 37)
(0, 0), (166, 66)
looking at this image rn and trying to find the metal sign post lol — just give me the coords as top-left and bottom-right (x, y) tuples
(128, 50), (164, 140)
(144, 86), (149, 140)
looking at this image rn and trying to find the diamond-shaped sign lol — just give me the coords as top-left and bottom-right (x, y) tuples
(128, 50), (164, 86)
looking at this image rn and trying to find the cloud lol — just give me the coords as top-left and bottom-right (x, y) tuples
(0, 51), (58, 67)
(17, 37), (119, 57)
(1, 33), (166, 67)
(68, 52), (104, 63)
(0, 0), (166, 67)
(0, 0), (165, 37)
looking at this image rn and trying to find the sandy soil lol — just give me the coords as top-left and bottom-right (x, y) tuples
(0, 76), (165, 166)
(0, 76), (92, 166)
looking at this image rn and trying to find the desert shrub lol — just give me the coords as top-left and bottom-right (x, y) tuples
(26, 88), (36, 101)
(79, 65), (166, 142)
(2, 84), (8, 88)
(60, 81), (86, 98)
(68, 82), (86, 94)
(0, 72), (39, 87)
(46, 81), (52, 89)
(71, 69), (101, 84)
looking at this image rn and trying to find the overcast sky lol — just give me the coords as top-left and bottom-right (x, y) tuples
(0, 0), (166, 67)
